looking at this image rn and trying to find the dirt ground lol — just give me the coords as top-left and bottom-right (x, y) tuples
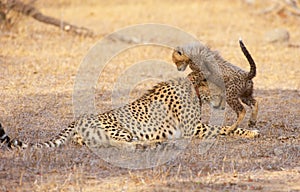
(0, 0), (300, 191)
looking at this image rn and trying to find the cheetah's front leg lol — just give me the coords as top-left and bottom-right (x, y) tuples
(221, 126), (260, 138)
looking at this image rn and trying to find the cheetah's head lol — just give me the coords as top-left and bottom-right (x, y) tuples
(172, 47), (193, 71)
(173, 42), (208, 72)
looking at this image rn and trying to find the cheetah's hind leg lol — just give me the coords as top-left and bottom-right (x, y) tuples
(226, 97), (246, 134)
(248, 100), (258, 127)
(241, 96), (259, 128)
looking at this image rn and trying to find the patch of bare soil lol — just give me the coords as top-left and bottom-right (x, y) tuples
(0, 0), (299, 191)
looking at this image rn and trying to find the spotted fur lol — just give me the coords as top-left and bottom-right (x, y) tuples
(172, 40), (258, 134)
(0, 74), (259, 150)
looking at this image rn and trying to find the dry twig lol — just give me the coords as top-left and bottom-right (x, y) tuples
(1, 0), (94, 37)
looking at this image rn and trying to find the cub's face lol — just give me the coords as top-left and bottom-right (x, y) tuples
(172, 48), (192, 71)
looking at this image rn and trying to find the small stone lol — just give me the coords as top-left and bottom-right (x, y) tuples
(244, 0), (255, 4)
(240, 149), (248, 158)
(274, 147), (284, 156)
(264, 28), (290, 43)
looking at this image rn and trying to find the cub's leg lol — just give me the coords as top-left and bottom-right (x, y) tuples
(241, 96), (258, 128)
(226, 94), (246, 134)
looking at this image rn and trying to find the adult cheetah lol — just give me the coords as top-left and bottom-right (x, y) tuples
(0, 73), (259, 151)
(172, 39), (258, 134)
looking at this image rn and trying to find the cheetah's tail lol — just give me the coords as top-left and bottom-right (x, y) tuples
(0, 122), (75, 150)
(0, 123), (18, 149)
(239, 39), (256, 80)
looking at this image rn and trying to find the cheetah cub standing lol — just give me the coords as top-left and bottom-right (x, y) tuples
(172, 40), (258, 134)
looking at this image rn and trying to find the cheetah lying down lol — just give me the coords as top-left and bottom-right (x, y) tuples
(0, 73), (259, 151)
(172, 39), (258, 134)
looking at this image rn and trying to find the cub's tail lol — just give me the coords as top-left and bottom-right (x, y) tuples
(239, 39), (256, 80)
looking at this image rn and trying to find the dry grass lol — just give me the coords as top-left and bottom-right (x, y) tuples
(0, 0), (299, 191)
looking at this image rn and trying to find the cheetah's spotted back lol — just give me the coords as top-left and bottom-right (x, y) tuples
(1, 74), (259, 152)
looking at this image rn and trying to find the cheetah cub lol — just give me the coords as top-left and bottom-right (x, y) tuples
(172, 40), (258, 133)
